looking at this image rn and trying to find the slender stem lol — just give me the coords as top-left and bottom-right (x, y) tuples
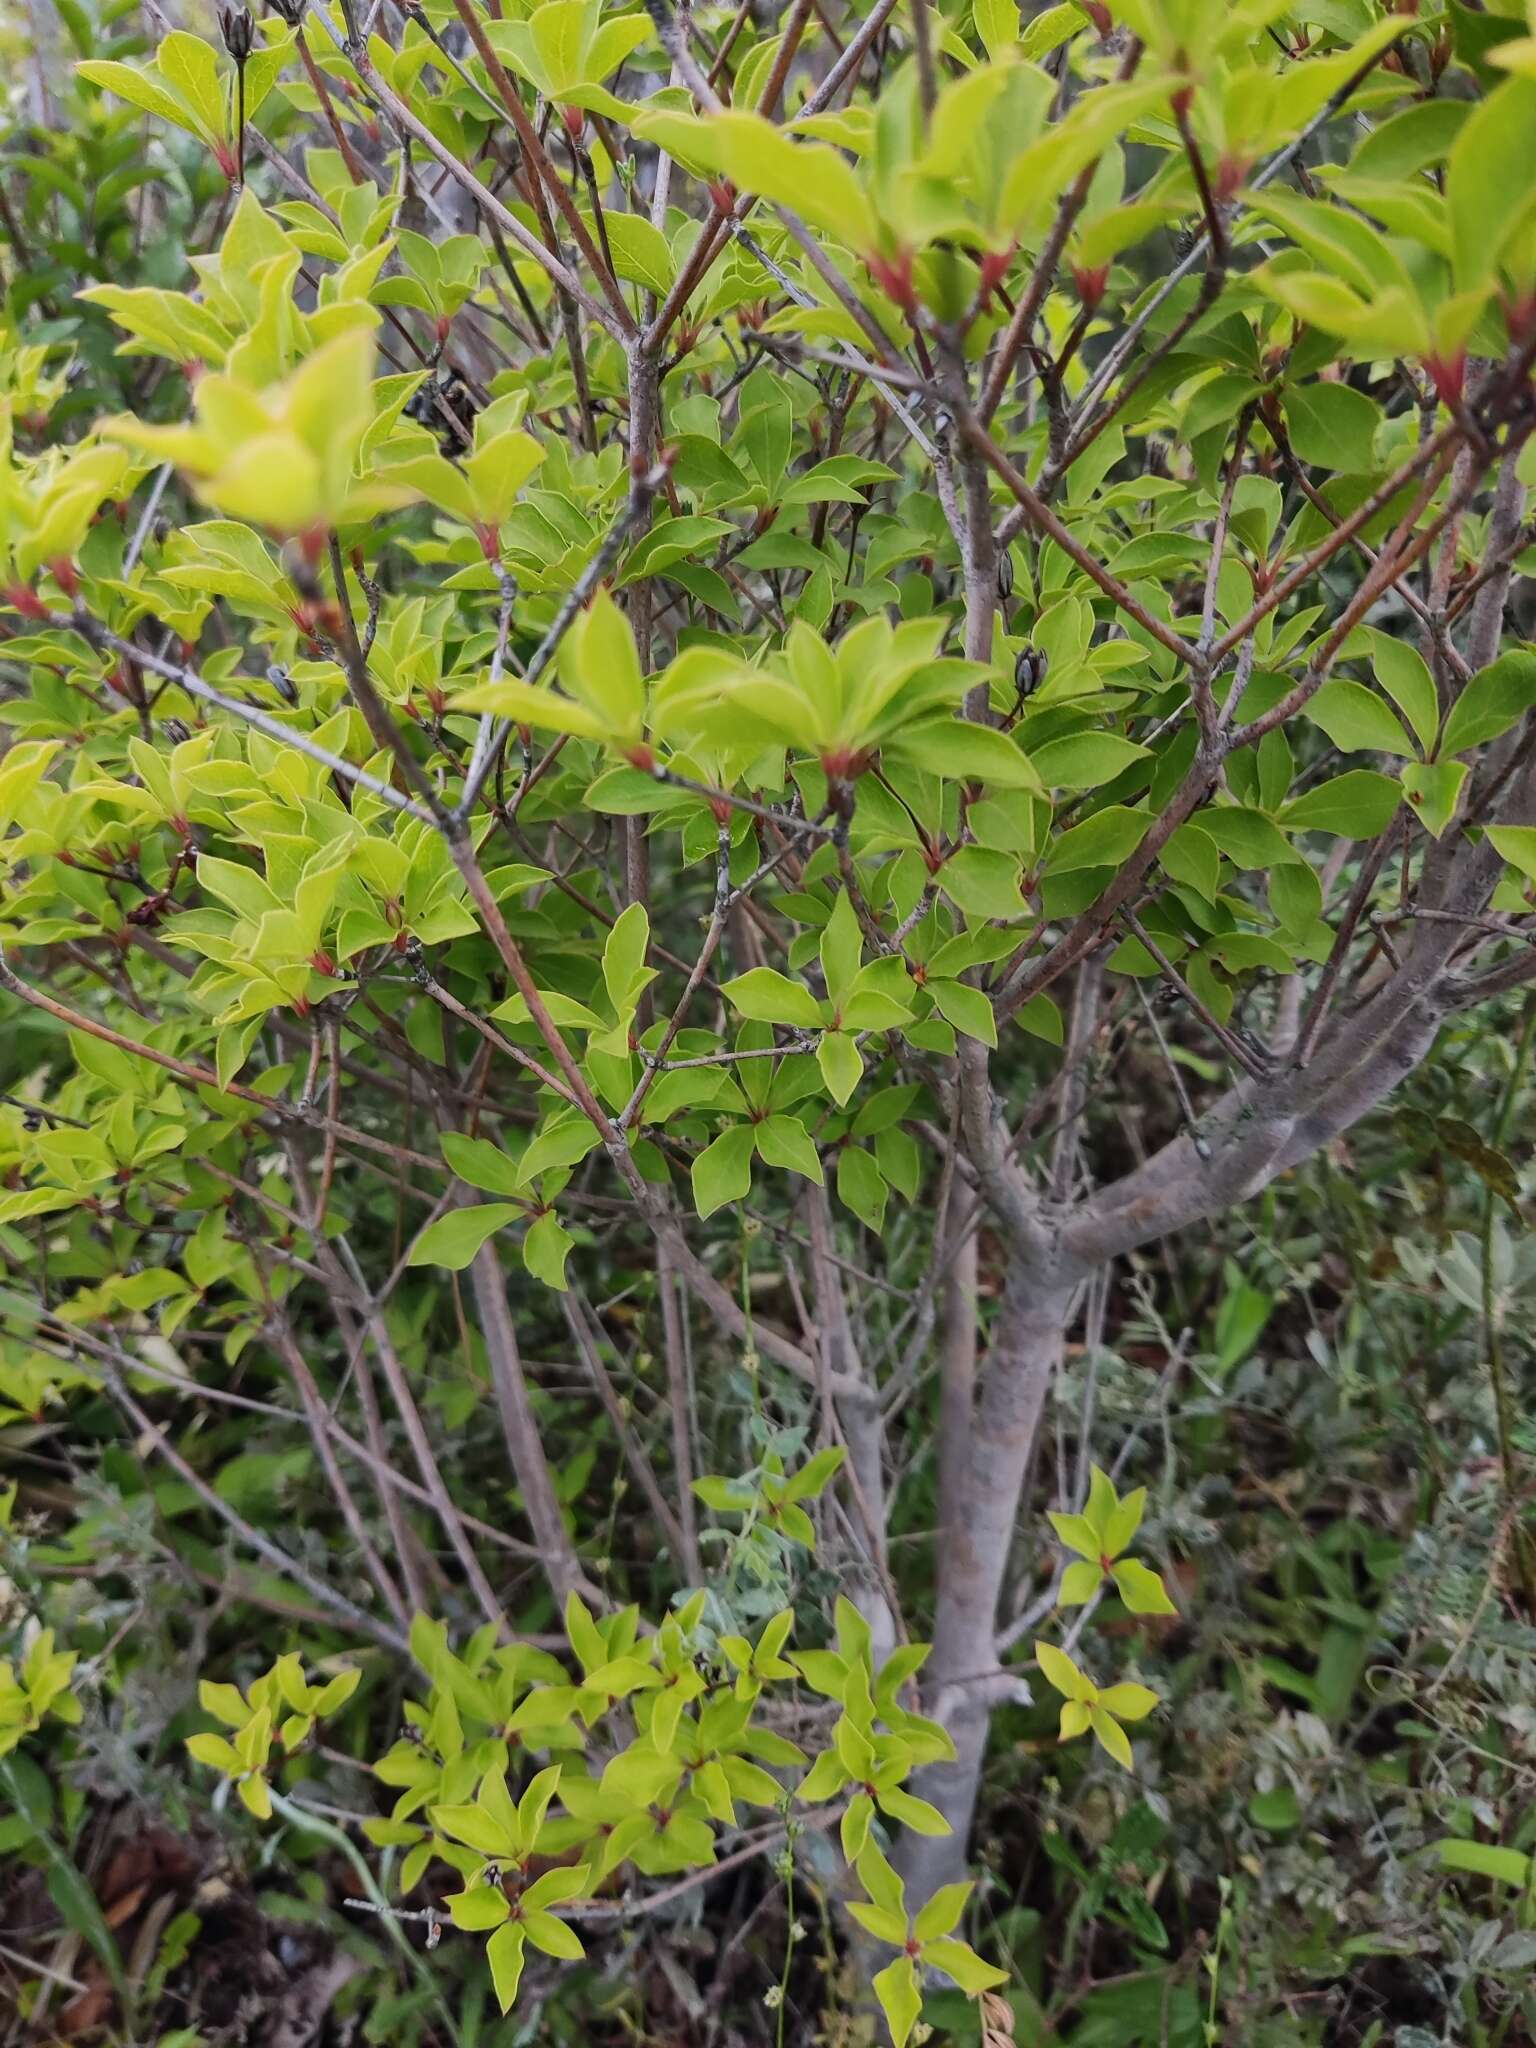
(1480, 992), (1536, 1614)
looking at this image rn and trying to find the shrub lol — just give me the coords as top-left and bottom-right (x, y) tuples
(3, 0), (1536, 2038)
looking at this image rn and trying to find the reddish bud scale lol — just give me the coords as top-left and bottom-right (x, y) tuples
(5, 584), (46, 620)
(212, 141), (239, 183)
(1215, 154), (1248, 203)
(866, 247), (916, 314)
(1503, 292), (1536, 349)
(1082, 0), (1111, 33)
(561, 104), (584, 140)
(979, 244), (1015, 298)
(626, 743), (656, 774)
(707, 180), (736, 215)
(435, 314), (452, 345)
(1424, 350), (1466, 409)
(1073, 264), (1110, 309)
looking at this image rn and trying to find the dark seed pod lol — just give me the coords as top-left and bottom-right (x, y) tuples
(162, 718), (192, 744)
(267, 664), (298, 704)
(996, 549), (1014, 601)
(405, 368), (480, 452)
(929, 405), (953, 441)
(22, 1111), (43, 1132)
(1013, 644), (1048, 697)
(266, 0), (307, 24)
(1172, 219), (1203, 262)
(219, 4), (254, 60)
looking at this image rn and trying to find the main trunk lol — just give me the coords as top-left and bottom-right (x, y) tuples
(898, 1263), (1078, 1902)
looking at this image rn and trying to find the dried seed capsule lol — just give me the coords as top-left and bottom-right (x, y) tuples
(405, 369), (480, 451)
(1013, 645), (1048, 698)
(162, 718), (192, 744)
(996, 550), (1014, 600)
(218, 4), (254, 59)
